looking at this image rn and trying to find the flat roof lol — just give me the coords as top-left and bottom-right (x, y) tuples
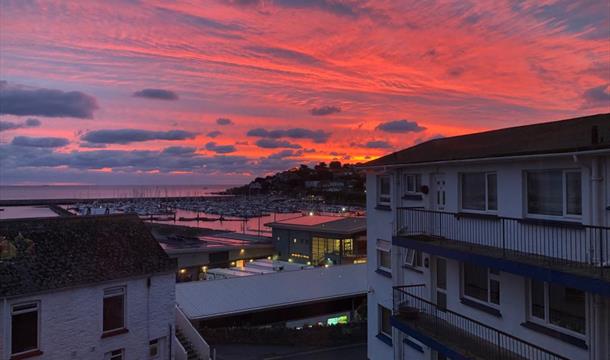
(266, 216), (366, 236)
(176, 264), (367, 320)
(0, 206), (59, 220)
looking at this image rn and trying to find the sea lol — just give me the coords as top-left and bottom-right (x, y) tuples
(0, 184), (230, 201)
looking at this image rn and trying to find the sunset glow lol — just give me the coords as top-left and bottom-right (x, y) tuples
(1, 0), (609, 185)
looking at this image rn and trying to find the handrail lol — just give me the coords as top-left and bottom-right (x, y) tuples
(396, 208), (609, 273)
(176, 305), (210, 360)
(393, 287), (569, 360)
(395, 207), (610, 230)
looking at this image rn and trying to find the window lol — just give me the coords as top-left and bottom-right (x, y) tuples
(105, 349), (124, 360)
(103, 287), (125, 333)
(378, 305), (392, 337)
(405, 248), (423, 268)
(527, 170), (582, 217)
(11, 302), (39, 356)
(529, 281), (586, 335)
(149, 339), (160, 358)
(404, 174), (422, 193)
(462, 263), (500, 305)
(377, 239), (391, 272)
(461, 172), (497, 211)
(377, 175), (391, 206)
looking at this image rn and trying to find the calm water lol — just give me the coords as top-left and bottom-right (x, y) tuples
(0, 185), (229, 200)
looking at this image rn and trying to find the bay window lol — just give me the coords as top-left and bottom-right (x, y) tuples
(526, 170), (582, 217)
(462, 263), (500, 305)
(461, 172), (497, 211)
(11, 302), (39, 356)
(529, 281), (586, 335)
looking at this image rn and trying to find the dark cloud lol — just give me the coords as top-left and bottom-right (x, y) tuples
(207, 130), (222, 138)
(0, 82), (98, 118)
(254, 138), (302, 149)
(247, 127), (330, 143)
(161, 146), (197, 156)
(267, 149), (303, 159)
(363, 140), (393, 149)
(11, 136), (69, 148)
(82, 129), (197, 144)
(0, 144), (250, 174)
(0, 118), (41, 132)
(310, 105), (341, 116)
(375, 119), (426, 133)
(216, 118), (234, 125)
(133, 88), (179, 100)
(204, 141), (237, 154)
(582, 84), (610, 108)
(79, 142), (107, 149)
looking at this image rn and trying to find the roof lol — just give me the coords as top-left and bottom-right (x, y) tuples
(0, 214), (177, 298)
(0, 206), (59, 220)
(363, 113), (610, 168)
(176, 263), (367, 320)
(266, 216), (366, 236)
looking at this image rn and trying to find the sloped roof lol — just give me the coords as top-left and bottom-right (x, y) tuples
(363, 113), (610, 168)
(0, 214), (176, 298)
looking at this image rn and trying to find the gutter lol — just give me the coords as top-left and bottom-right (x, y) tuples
(359, 148), (610, 170)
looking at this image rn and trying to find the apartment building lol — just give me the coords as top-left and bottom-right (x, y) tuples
(0, 215), (177, 360)
(363, 113), (610, 360)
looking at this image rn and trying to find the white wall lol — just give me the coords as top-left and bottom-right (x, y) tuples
(366, 173), (395, 360)
(0, 272), (175, 360)
(366, 153), (610, 360)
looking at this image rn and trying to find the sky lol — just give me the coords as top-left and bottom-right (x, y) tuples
(0, 0), (609, 185)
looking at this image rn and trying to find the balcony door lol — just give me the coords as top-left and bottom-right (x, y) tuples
(432, 174), (446, 211)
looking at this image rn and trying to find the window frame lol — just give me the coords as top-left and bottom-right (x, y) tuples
(461, 263), (501, 307)
(525, 169), (582, 220)
(105, 349), (124, 360)
(102, 286), (126, 334)
(377, 248), (391, 273)
(527, 280), (587, 338)
(10, 301), (40, 357)
(404, 173), (422, 194)
(377, 175), (391, 206)
(378, 305), (392, 338)
(459, 172), (498, 213)
(404, 248), (423, 269)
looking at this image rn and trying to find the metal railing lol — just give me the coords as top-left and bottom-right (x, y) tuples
(392, 286), (569, 360)
(396, 208), (610, 275)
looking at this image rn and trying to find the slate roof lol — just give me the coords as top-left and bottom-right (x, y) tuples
(363, 113), (610, 168)
(267, 216), (366, 236)
(0, 214), (177, 298)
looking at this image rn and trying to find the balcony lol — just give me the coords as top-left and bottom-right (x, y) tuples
(394, 208), (610, 292)
(392, 285), (568, 360)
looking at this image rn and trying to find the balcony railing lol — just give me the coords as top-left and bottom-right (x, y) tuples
(396, 208), (610, 276)
(393, 285), (569, 360)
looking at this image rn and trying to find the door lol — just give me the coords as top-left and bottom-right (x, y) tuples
(430, 174), (447, 236)
(433, 257), (447, 310)
(431, 173), (446, 211)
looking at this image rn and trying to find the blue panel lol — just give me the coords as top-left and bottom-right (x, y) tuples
(391, 316), (468, 360)
(393, 236), (610, 297)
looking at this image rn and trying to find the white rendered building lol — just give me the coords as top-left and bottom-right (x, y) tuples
(363, 114), (610, 360)
(0, 215), (178, 360)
